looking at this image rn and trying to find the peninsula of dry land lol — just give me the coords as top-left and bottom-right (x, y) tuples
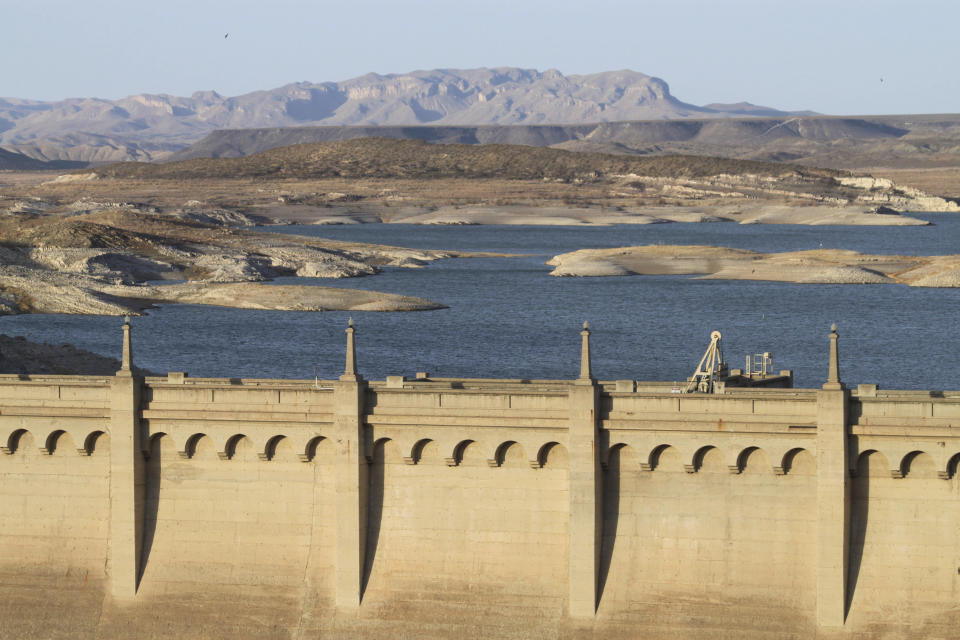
(0, 206), (494, 316)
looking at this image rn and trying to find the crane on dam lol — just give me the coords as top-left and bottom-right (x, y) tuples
(683, 330), (791, 393)
(684, 330), (728, 393)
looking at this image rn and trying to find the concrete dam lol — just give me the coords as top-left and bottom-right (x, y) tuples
(1, 320), (958, 639)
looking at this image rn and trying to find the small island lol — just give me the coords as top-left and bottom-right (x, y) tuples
(548, 244), (960, 287)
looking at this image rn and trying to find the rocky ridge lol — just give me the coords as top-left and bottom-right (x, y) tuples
(5, 67), (960, 174)
(0, 68), (806, 163)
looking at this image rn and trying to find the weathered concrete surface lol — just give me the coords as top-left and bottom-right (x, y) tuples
(3, 331), (960, 638)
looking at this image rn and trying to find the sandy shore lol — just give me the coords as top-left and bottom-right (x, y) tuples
(547, 245), (960, 287)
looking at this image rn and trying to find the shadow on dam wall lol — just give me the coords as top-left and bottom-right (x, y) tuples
(139, 435), (163, 586)
(847, 450), (877, 620)
(597, 445), (623, 609)
(361, 439), (387, 603)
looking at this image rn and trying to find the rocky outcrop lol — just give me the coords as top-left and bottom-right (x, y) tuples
(0, 259), (446, 315)
(608, 171), (955, 213)
(0, 208), (471, 315)
(27, 247), (177, 282)
(836, 176), (960, 212)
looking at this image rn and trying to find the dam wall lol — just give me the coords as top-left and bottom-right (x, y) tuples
(1, 323), (960, 638)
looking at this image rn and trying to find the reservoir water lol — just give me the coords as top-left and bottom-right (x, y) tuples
(5, 215), (960, 389)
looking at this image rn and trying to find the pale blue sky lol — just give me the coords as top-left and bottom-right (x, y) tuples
(3, 0), (956, 115)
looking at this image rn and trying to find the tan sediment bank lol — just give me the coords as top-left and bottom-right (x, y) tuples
(268, 203), (933, 227)
(112, 281), (446, 312)
(548, 244), (960, 287)
(0, 266), (446, 316)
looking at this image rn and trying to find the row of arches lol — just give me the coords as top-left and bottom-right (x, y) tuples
(0, 428), (107, 456)
(4, 427), (959, 479)
(598, 444), (960, 479)
(146, 432), (327, 462)
(604, 443), (960, 480)
(144, 433), (572, 469)
(852, 449), (960, 479)
(380, 437), (569, 469)
(603, 442), (816, 476)
(605, 443), (816, 476)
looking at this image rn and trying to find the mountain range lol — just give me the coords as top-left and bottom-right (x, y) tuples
(0, 68), (808, 164)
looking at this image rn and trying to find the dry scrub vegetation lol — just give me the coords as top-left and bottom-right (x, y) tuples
(15, 138), (863, 213)
(86, 138), (838, 182)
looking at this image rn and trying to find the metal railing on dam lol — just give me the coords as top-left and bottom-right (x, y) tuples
(1, 321), (959, 639)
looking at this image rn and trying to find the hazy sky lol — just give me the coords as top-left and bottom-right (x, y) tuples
(3, 0), (956, 115)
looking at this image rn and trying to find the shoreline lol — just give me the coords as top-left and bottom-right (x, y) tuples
(258, 203), (937, 227)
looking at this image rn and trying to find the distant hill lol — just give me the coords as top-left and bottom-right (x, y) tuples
(3, 132), (177, 164)
(166, 124), (594, 160)
(0, 147), (86, 170)
(89, 137), (836, 182)
(702, 102), (819, 117)
(0, 68), (809, 163)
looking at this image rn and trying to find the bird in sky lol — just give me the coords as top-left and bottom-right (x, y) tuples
(224, 33), (229, 39)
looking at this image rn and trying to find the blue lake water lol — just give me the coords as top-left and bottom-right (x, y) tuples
(5, 215), (960, 389)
